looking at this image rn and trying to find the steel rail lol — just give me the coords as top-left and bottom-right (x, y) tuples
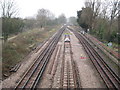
(60, 34), (81, 89)
(69, 28), (120, 89)
(14, 26), (65, 89)
(32, 29), (64, 88)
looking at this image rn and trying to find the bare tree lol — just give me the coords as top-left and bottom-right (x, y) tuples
(109, 0), (120, 24)
(0, 0), (18, 18)
(36, 8), (55, 28)
(68, 16), (77, 25)
(105, 0), (120, 41)
(57, 14), (67, 24)
(100, 0), (110, 19)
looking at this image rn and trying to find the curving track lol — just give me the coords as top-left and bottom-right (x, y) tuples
(68, 27), (120, 89)
(14, 26), (65, 89)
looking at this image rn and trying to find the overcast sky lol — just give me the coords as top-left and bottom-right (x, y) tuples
(14, 0), (85, 18)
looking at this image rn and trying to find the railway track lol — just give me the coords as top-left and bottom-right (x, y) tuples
(60, 35), (81, 88)
(14, 26), (65, 89)
(69, 27), (120, 89)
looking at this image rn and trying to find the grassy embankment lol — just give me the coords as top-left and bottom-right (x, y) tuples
(2, 26), (60, 79)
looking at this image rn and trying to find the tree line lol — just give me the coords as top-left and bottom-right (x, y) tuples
(0, 0), (67, 42)
(24, 10), (67, 30)
(77, 0), (120, 44)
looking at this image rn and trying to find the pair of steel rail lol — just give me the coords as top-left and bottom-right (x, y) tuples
(69, 27), (120, 89)
(14, 26), (65, 89)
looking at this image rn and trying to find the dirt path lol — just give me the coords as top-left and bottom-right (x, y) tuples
(8, 35), (18, 41)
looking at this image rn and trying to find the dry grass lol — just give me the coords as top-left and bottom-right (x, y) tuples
(2, 25), (60, 79)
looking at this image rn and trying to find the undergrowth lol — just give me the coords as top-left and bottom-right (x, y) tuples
(2, 25), (60, 79)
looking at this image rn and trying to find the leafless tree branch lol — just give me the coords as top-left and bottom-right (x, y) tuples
(0, 0), (19, 18)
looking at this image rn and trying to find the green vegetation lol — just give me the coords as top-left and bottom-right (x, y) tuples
(2, 17), (24, 41)
(77, 0), (119, 45)
(2, 26), (59, 79)
(1, 0), (66, 79)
